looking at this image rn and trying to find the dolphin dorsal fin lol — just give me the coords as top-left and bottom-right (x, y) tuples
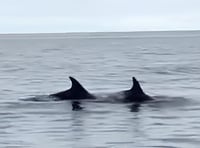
(131, 77), (144, 94)
(69, 76), (88, 93)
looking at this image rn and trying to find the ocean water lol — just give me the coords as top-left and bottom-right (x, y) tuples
(0, 31), (200, 148)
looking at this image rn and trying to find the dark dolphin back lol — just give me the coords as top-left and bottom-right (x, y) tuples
(124, 77), (152, 102)
(50, 76), (94, 100)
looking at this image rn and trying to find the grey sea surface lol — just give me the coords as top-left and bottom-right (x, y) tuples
(0, 31), (200, 148)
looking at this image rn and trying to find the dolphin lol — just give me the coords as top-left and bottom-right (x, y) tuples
(123, 77), (153, 102)
(50, 76), (152, 103)
(50, 76), (95, 100)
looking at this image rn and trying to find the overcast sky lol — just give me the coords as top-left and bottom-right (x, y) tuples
(0, 0), (200, 33)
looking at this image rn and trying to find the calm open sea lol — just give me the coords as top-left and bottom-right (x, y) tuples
(0, 31), (200, 148)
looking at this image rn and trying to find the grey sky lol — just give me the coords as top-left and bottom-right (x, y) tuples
(1, 0), (200, 33)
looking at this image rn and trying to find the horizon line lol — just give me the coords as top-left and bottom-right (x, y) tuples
(0, 29), (200, 35)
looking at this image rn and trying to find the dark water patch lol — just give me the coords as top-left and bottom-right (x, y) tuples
(145, 146), (177, 148)
(42, 48), (65, 52)
(172, 134), (198, 137)
(149, 116), (180, 120)
(51, 118), (71, 122)
(1, 67), (25, 73)
(179, 106), (200, 111)
(0, 125), (13, 129)
(22, 111), (67, 115)
(106, 141), (134, 145)
(1, 115), (25, 119)
(180, 86), (200, 90)
(141, 51), (175, 56)
(154, 71), (174, 75)
(0, 145), (29, 148)
(0, 112), (15, 116)
(158, 137), (200, 144)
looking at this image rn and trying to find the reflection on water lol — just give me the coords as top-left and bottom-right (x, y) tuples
(1, 100), (200, 148)
(0, 31), (200, 147)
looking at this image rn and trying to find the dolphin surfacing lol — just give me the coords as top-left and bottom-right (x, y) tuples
(50, 76), (95, 100)
(50, 76), (153, 103)
(123, 77), (153, 102)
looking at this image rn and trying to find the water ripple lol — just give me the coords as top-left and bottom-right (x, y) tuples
(1, 32), (200, 147)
